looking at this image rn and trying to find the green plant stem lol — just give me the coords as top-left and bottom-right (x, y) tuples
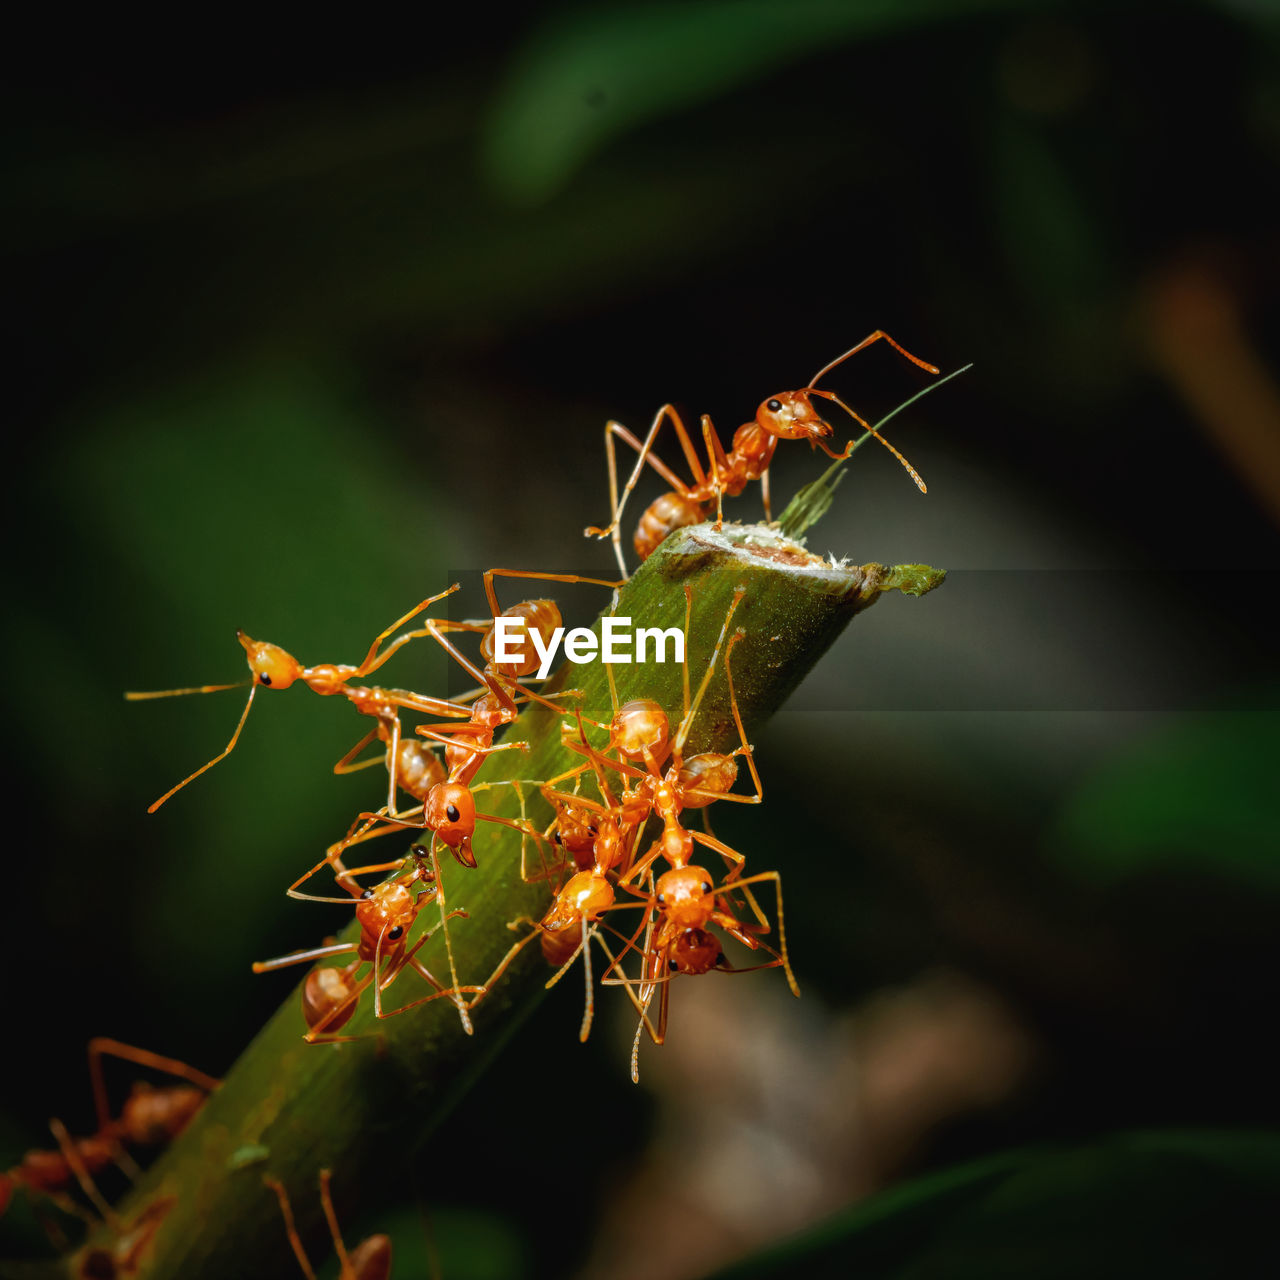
(777, 364), (974, 540)
(60, 525), (943, 1280)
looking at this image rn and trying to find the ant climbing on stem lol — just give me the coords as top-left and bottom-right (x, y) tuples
(125, 586), (476, 813)
(585, 331), (937, 575)
(265, 1169), (392, 1280)
(252, 844), (482, 1038)
(332, 568), (623, 873)
(0, 1040), (217, 1228)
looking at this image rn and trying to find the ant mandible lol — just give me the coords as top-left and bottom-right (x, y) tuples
(585, 332), (937, 575)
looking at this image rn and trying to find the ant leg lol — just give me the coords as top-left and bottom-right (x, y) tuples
(761, 468), (772, 522)
(252, 941), (357, 974)
(264, 1176), (317, 1280)
(540, 916), (598, 1042)
(695, 810), (769, 930)
(353, 584), (462, 676)
(465, 920), (543, 1014)
(287, 845), (409, 905)
(47, 1118), (117, 1228)
(807, 330), (940, 385)
(714, 869), (799, 997)
(425, 844), (473, 1036)
(673, 585), (747, 756)
(684, 628), (763, 806)
(700, 414), (730, 530)
(481, 569), (625, 627)
(584, 410), (705, 570)
(384, 715), (403, 814)
(416, 619), (515, 715)
(317, 1170), (354, 1276)
(143, 684), (258, 812)
(86, 1040), (219, 1135)
(332, 728), (383, 776)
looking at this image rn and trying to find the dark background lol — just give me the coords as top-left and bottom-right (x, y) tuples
(3, 3), (1278, 1276)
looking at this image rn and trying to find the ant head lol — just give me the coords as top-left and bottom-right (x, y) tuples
(408, 844), (439, 882)
(755, 390), (833, 442)
(301, 966), (359, 1033)
(236, 631), (302, 690)
(612, 699), (670, 763)
(425, 783), (478, 867)
(654, 864), (715, 927)
(669, 927), (722, 976)
(355, 881), (416, 958)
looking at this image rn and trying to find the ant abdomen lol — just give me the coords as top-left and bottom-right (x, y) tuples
(348, 1233), (394, 1280)
(302, 966), (359, 1034)
(480, 599), (562, 679)
(634, 491), (704, 560)
(119, 1084), (204, 1146)
(611, 699), (670, 763)
(394, 739), (446, 802)
(675, 753), (739, 808)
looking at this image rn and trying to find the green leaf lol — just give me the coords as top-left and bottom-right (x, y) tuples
(482, 0), (1026, 203)
(713, 1130), (1280, 1279)
(1047, 704), (1280, 887)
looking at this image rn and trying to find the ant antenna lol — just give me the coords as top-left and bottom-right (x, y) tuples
(808, 332), (940, 387)
(809, 390), (927, 492)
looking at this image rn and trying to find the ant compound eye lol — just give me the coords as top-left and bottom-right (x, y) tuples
(259, 673), (272, 686)
(361, 888), (374, 899)
(387, 925), (404, 941)
(446, 804), (460, 823)
(767, 398), (782, 412)
(657, 893), (666, 905)
(670, 959), (680, 971)
(553, 833), (562, 846)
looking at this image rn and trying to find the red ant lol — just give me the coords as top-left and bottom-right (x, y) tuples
(72, 1196), (176, 1279)
(253, 844), (482, 1038)
(126, 586), (475, 813)
(611, 862), (795, 1082)
(467, 584), (770, 1042)
(330, 568), (622, 873)
(1, 1040), (217, 1228)
(585, 332), (937, 575)
(265, 1169), (392, 1280)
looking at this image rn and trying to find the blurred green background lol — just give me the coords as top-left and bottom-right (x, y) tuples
(3, 2), (1278, 1276)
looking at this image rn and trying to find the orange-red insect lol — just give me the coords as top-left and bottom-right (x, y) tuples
(253, 844), (481, 1038)
(585, 332), (937, 574)
(126, 587), (475, 813)
(266, 1169), (392, 1280)
(1, 1040), (217, 1226)
(332, 568), (622, 873)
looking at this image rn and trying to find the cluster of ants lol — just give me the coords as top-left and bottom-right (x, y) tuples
(3, 333), (938, 1277)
